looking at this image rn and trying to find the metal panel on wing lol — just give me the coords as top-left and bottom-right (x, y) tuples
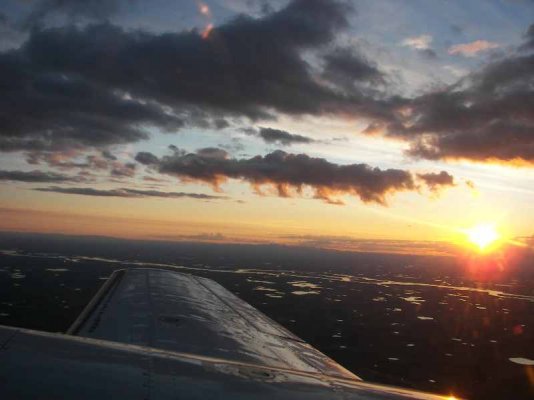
(69, 268), (359, 380)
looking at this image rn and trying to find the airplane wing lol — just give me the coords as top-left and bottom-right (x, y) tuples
(0, 268), (454, 399)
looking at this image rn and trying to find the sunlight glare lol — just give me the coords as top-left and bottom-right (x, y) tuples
(465, 223), (500, 251)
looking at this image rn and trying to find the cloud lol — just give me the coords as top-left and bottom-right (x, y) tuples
(417, 171), (455, 192)
(0, 0), (396, 156)
(369, 28), (534, 164)
(521, 23), (534, 50)
(101, 150), (117, 161)
(442, 65), (467, 77)
(168, 232), (227, 242)
(448, 40), (500, 57)
(1, 0), (530, 169)
(418, 48), (438, 60)
(25, 150), (139, 179)
(110, 162), (136, 178)
(402, 52), (534, 163)
(253, 127), (315, 145)
(321, 46), (385, 90)
(137, 148), (455, 205)
(0, 58), (179, 152)
(0, 169), (79, 183)
(196, 147), (230, 159)
(24, 0), (130, 27)
(135, 152), (160, 166)
(34, 186), (226, 199)
(401, 35), (438, 61)
(402, 34), (433, 50)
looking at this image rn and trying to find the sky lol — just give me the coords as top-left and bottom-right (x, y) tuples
(0, 0), (533, 254)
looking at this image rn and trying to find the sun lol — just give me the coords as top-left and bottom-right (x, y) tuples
(465, 223), (500, 251)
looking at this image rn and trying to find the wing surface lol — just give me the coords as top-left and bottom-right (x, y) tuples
(68, 268), (358, 380)
(0, 268), (456, 399)
(0, 323), (450, 399)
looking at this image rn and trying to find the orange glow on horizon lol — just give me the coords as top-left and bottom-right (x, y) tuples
(0, 206), (459, 256)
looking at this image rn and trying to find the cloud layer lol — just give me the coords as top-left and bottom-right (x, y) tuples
(35, 186), (226, 199)
(1, 0), (376, 154)
(1, 0), (531, 166)
(136, 147), (455, 204)
(376, 27), (534, 164)
(249, 127), (315, 146)
(0, 169), (79, 182)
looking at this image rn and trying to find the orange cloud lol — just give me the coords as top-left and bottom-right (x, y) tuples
(448, 40), (499, 57)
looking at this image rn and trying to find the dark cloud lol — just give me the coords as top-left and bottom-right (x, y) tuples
(2, 0), (528, 168)
(322, 47), (385, 90)
(214, 119), (230, 130)
(254, 127), (314, 145)
(139, 148), (454, 205)
(0, 169), (78, 182)
(417, 171), (455, 192)
(403, 56), (534, 163)
(0, 54), (181, 152)
(135, 151), (160, 166)
(34, 186), (226, 199)
(374, 29), (534, 164)
(0, 0), (394, 155)
(110, 162), (136, 178)
(521, 23), (534, 50)
(418, 48), (438, 60)
(101, 150), (117, 161)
